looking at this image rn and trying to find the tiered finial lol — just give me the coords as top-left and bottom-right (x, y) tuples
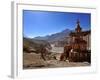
(75, 19), (82, 32)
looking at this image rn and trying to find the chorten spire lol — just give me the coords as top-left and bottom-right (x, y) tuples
(75, 19), (82, 32)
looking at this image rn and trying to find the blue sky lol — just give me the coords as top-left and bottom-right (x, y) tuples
(23, 10), (91, 38)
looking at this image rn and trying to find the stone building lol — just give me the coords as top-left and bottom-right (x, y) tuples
(61, 20), (91, 62)
(69, 20), (91, 51)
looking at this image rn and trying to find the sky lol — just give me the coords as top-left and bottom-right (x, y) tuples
(23, 10), (91, 38)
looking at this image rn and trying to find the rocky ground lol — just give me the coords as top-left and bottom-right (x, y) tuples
(23, 53), (90, 69)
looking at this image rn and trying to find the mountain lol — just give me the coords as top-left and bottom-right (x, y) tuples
(23, 28), (72, 53)
(34, 35), (50, 41)
(23, 37), (51, 53)
(34, 29), (71, 43)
